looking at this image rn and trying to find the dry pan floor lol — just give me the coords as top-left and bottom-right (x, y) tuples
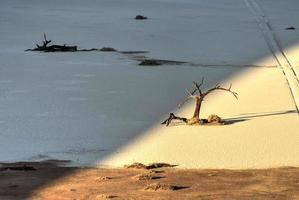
(1, 162), (299, 200)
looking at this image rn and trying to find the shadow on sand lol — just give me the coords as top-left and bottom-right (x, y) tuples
(226, 110), (297, 124)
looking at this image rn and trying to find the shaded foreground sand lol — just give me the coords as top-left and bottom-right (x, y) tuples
(1, 162), (299, 200)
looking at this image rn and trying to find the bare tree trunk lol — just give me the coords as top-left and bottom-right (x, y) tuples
(192, 97), (203, 119)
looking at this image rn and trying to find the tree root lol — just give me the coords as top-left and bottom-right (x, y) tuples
(26, 44), (78, 52)
(161, 113), (224, 126)
(161, 113), (188, 126)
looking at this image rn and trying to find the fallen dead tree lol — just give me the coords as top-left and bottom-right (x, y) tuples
(26, 34), (78, 52)
(161, 78), (238, 126)
(25, 34), (119, 52)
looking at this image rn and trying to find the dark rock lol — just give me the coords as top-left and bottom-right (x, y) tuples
(146, 163), (176, 169)
(79, 48), (98, 52)
(149, 169), (164, 174)
(144, 183), (189, 191)
(100, 47), (117, 52)
(97, 176), (113, 181)
(135, 15), (148, 20)
(95, 194), (117, 199)
(125, 162), (147, 169)
(139, 59), (187, 66)
(139, 59), (162, 66)
(285, 26), (296, 30)
(125, 162), (175, 169)
(133, 173), (164, 181)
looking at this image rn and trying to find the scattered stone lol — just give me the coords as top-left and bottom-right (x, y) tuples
(97, 176), (112, 181)
(133, 173), (164, 181)
(285, 26), (296, 30)
(101, 176), (112, 180)
(100, 47), (117, 52)
(139, 59), (162, 66)
(149, 169), (164, 174)
(125, 162), (175, 169)
(125, 162), (147, 169)
(207, 173), (217, 177)
(146, 163), (175, 169)
(207, 114), (223, 123)
(135, 15), (148, 20)
(0, 165), (36, 171)
(144, 183), (188, 191)
(79, 48), (98, 52)
(95, 194), (117, 199)
(70, 188), (76, 192)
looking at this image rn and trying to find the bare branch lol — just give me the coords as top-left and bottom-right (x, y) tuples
(193, 77), (204, 95)
(178, 88), (197, 108)
(214, 83), (220, 88)
(178, 78), (205, 108)
(185, 89), (193, 96)
(161, 113), (187, 126)
(199, 77), (204, 87)
(203, 84), (238, 99)
(42, 33), (51, 47)
(192, 80), (202, 96)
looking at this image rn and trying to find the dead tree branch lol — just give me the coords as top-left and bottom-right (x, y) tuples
(161, 113), (188, 126)
(202, 83), (238, 100)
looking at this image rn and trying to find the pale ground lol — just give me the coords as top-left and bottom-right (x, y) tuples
(0, 0), (298, 169)
(100, 61), (299, 169)
(0, 0), (276, 166)
(98, 0), (299, 169)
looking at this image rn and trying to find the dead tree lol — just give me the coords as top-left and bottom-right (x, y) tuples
(162, 78), (238, 126)
(26, 34), (122, 52)
(26, 34), (77, 52)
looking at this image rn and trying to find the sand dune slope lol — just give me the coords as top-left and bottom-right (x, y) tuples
(100, 65), (299, 169)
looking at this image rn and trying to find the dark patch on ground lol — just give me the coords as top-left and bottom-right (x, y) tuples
(135, 15), (148, 20)
(285, 26), (296, 30)
(138, 59), (187, 66)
